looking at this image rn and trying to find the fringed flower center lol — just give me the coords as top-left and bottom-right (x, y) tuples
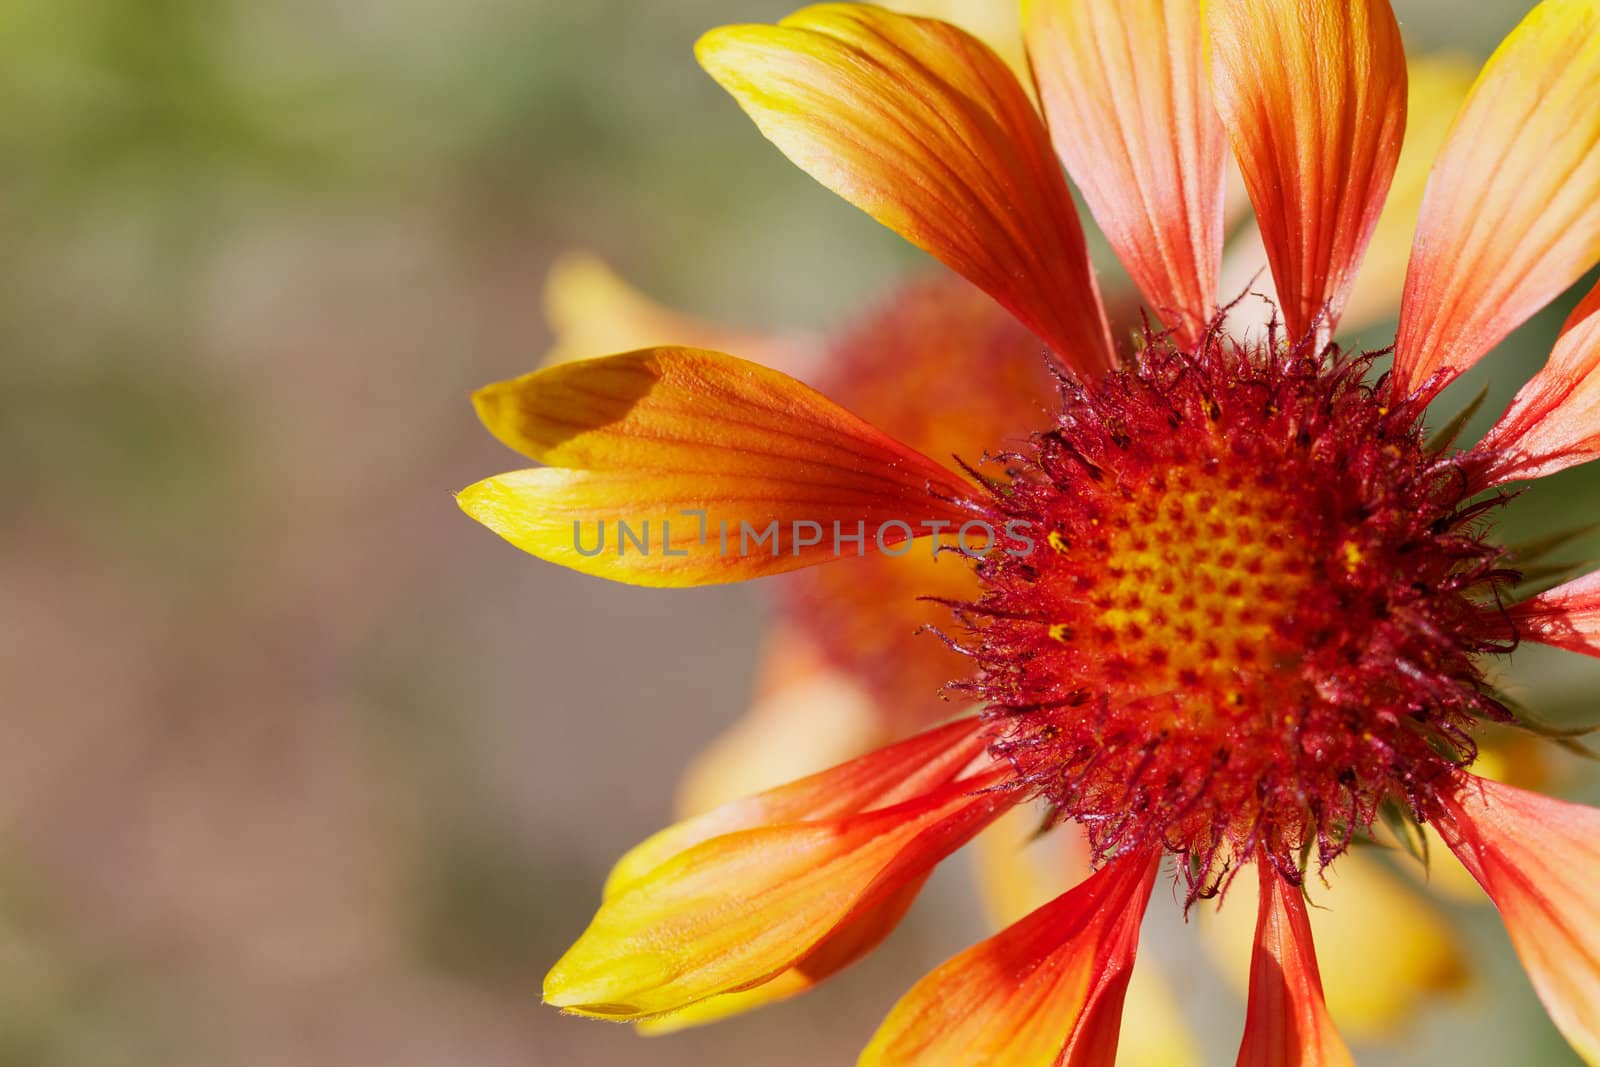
(961, 326), (1518, 897)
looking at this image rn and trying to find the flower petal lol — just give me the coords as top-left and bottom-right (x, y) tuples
(635, 877), (926, 1035)
(545, 759), (1015, 1021)
(697, 4), (1114, 376)
(1236, 863), (1356, 1067)
(1205, 0), (1407, 345)
(1204, 850), (1466, 1038)
(877, 0), (1027, 79)
(1025, 0), (1226, 342)
(607, 716), (993, 901)
(674, 626), (889, 818)
(1393, 0), (1600, 398)
(540, 252), (819, 375)
(1431, 773), (1600, 1065)
(970, 810), (1202, 1067)
(1510, 569), (1600, 658)
(860, 849), (1160, 1067)
(1476, 278), (1600, 485)
(460, 348), (978, 586)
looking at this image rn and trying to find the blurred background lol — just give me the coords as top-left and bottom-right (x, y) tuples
(3, 0), (1597, 1064)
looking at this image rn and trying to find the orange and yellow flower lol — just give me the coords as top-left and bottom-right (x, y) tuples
(462, 1), (1600, 1063)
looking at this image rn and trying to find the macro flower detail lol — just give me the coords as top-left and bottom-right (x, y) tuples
(460, 0), (1600, 1063)
(965, 330), (1514, 893)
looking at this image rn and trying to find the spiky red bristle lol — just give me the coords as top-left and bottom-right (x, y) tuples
(962, 325), (1518, 897)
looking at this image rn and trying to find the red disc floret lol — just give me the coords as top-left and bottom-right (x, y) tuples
(962, 327), (1518, 896)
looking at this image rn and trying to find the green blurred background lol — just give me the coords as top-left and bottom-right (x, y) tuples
(2, 1), (1596, 1064)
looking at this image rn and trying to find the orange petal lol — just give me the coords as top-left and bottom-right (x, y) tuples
(1393, 1), (1600, 399)
(1476, 278), (1600, 485)
(697, 5), (1114, 376)
(1205, 0), (1407, 345)
(636, 876), (926, 1034)
(1236, 863), (1355, 1067)
(1431, 773), (1600, 1065)
(971, 803), (1093, 931)
(1025, 0), (1226, 342)
(860, 849), (1160, 1067)
(459, 348), (978, 586)
(607, 716), (994, 901)
(540, 252), (819, 376)
(877, 0), (1028, 80)
(1509, 569), (1600, 658)
(544, 762), (1015, 1021)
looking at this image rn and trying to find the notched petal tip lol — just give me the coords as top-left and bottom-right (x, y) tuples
(457, 349), (978, 586)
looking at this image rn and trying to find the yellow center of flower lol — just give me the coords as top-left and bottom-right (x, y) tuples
(1083, 463), (1311, 719)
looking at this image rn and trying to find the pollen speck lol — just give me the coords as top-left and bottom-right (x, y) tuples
(1341, 540), (1365, 571)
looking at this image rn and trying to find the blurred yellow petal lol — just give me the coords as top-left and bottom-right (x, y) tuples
(1205, 850), (1467, 1038)
(1394, 0), (1600, 398)
(1433, 773), (1600, 1065)
(861, 850), (1160, 1067)
(1026, 0), (1227, 342)
(460, 348), (978, 586)
(1121, 964), (1202, 1067)
(1206, 0), (1407, 344)
(675, 628), (889, 818)
(698, 4), (1114, 376)
(1339, 57), (1479, 335)
(542, 252), (817, 375)
(971, 803), (1089, 930)
(1236, 863), (1355, 1067)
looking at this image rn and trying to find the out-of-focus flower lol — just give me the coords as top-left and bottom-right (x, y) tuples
(462, 1), (1600, 1063)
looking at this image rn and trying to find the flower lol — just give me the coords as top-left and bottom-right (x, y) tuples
(460, 1), (1600, 1063)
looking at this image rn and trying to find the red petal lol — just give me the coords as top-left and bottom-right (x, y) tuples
(1235, 862), (1355, 1067)
(1476, 277), (1600, 485)
(1509, 569), (1600, 659)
